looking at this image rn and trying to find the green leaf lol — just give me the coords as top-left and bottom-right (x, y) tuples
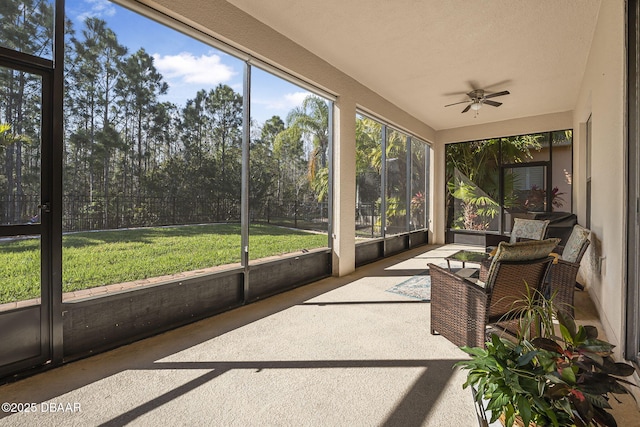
(544, 373), (566, 384)
(532, 337), (563, 353)
(543, 405), (560, 427)
(584, 325), (599, 339)
(580, 339), (614, 355)
(558, 323), (573, 344)
(557, 398), (573, 417)
(574, 325), (588, 345)
(592, 406), (618, 426)
(613, 361), (636, 377)
(504, 403), (516, 427)
(557, 309), (577, 338)
(560, 366), (577, 384)
(570, 392), (595, 424)
(580, 351), (604, 367)
(460, 346), (488, 357)
(546, 383), (571, 399)
(583, 392), (613, 409)
(517, 350), (538, 367)
(516, 395), (532, 427)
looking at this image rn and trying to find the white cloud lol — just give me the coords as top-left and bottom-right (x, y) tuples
(283, 91), (310, 108)
(152, 52), (236, 86)
(249, 91), (312, 122)
(76, 0), (116, 22)
(258, 91), (310, 111)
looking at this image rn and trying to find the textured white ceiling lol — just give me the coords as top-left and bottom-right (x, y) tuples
(228, 0), (601, 131)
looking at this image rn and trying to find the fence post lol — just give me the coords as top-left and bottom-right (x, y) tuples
(371, 205), (374, 238)
(116, 196), (119, 229)
(172, 196), (176, 225)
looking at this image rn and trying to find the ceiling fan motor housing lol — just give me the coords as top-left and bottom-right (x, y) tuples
(444, 88), (510, 113)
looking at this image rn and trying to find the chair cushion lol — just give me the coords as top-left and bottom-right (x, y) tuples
(509, 218), (550, 243)
(485, 238), (560, 288)
(562, 225), (590, 263)
(493, 238), (561, 262)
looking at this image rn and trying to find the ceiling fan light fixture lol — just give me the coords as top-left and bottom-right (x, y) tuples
(470, 101), (482, 111)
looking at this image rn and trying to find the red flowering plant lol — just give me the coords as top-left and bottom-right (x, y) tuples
(411, 192), (425, 215)
(457, 289), (637, 427)
(523, 185), (566, 211)
(410, 192), (426, 228)
(550, 186), (566, 209)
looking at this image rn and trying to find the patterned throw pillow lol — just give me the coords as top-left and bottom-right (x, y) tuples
(493, 238), (560, 262)
(562, 225), (590, 263)
(509, 218), (550, 243)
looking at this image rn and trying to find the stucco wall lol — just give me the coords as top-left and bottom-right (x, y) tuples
(431, 0), (626, 349)
(572, 0), (626, 351)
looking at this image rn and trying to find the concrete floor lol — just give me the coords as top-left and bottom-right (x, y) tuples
(0, 244), (638, 426)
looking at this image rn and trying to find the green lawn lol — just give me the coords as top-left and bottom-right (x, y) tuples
(0, 223), (328, 304)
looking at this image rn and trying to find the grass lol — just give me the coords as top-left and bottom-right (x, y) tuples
(0, 223), (328, 304)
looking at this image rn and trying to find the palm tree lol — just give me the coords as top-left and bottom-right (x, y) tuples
(285, 95), (329, 200)
(445, 135), (544, 230)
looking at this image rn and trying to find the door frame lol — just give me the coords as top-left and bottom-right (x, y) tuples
(0, 0), (64, 379)
(626, 0), (640, 365)
(0, 50), (53, 378)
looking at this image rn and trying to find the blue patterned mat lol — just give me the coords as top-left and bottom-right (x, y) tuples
(386, 271), (431, 301)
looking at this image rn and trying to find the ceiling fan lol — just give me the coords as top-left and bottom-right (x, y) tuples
(444, 89), (510, 115)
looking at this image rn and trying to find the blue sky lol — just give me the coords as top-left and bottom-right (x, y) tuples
(65, 0), (312, 125)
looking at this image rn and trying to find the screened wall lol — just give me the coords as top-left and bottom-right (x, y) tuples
(0, 1), (333, 303)
(355, 113), (430, 241)
(53, 2), (334, 302)
(445, 130), (572, 236)
(0, 0), (432, 378)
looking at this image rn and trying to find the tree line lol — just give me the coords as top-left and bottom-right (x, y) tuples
(0, 1), (331, 230)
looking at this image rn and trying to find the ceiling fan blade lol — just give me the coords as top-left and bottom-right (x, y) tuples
(482, 79), (512, 91)
(484, 90), (510, 99)
(444, 100), (471, 107)
(484, 100), (502, 107)
(461, 104), (472, 113)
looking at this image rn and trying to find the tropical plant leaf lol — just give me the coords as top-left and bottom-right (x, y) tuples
(503, 403), (516, 427)
(580, 339), (614, 355)
(556, 309), (577, 338)
(579, 351), (605, 368)
(516, 395), (532, 427)
(598, 358), (637, 377)
(459, 346), (488, 357)
(560, 366), (577, 384)
(458, 289), (636, 427)
(583, 392), (612, 409)
(574, 325), (588, 345)
(532, 337), (563, 353)
(584, 325), (599, 339)
(592, 406), (618, 427)
(570, 392), (595, 424)
(517, 350), (538, 367)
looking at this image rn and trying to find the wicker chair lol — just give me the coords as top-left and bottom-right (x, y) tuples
(546, 224), (591, 318)
(429, 238), (559, 348)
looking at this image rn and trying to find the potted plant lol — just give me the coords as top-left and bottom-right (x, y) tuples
(456, 288), (637, 427)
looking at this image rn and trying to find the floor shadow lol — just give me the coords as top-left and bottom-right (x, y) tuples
(301, 300), (427, 305)
(98, 359), (463, 426)
(0, 273), (352, 403)
(381, 359), (462, 427)
(0, 243), (456, 425)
